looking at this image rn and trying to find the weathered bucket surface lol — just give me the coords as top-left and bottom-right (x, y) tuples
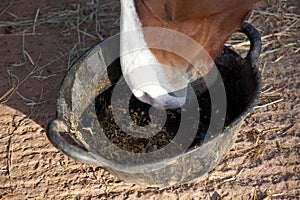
(47, 22), (261, 187)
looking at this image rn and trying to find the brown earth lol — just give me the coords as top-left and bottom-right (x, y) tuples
(0, 0), (299, 199)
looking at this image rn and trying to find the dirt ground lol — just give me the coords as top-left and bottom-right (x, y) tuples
(0, 0), (299, 199)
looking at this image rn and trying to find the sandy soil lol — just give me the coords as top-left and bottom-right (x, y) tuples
(0, 0), (299, 199)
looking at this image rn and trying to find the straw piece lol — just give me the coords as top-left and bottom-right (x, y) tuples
(0, 88), (15, 102)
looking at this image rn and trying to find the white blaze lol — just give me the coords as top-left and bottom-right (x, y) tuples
(120, 0), (187, 108)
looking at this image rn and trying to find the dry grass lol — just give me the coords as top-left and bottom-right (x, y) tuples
(0, 0), (120, 105)
(0, 0), (120, 38)
(227, 0), (299, 59)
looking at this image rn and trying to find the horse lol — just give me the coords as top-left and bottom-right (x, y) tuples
(120, 0), (260, 108)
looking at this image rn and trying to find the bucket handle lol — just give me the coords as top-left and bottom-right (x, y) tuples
(47, 119), (99, 165)
(240, 22), (262, 63)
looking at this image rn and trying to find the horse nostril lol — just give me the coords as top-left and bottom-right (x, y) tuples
(168, 88), (187, 98)
(168, 92), (177, 97)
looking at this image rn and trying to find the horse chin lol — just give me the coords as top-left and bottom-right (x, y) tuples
(133, 86), (187, 109)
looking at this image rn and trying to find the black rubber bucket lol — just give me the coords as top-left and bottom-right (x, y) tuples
(47, 22), (261, 187)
